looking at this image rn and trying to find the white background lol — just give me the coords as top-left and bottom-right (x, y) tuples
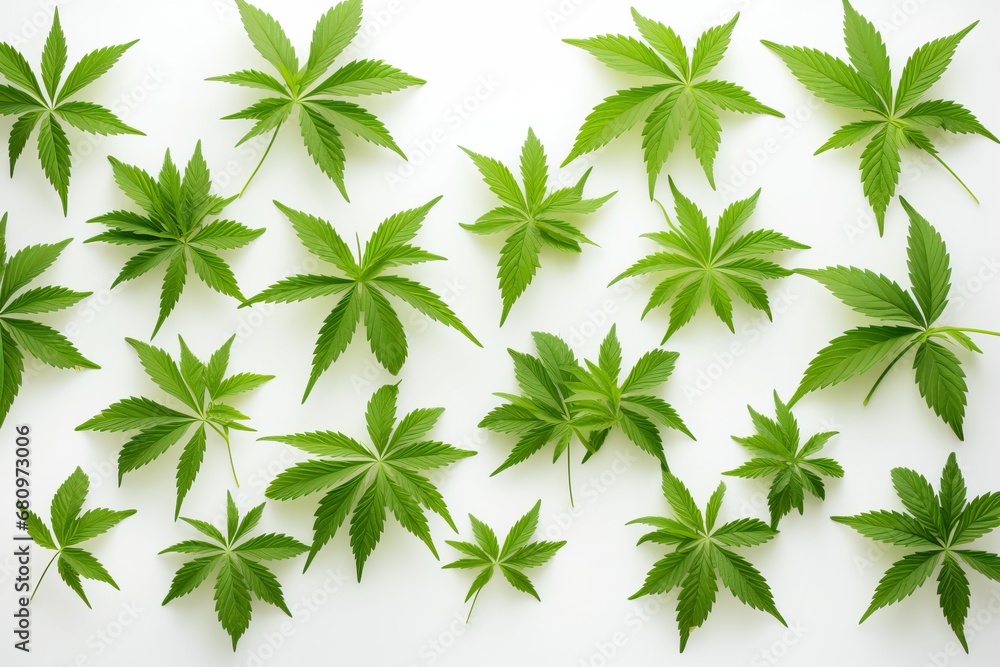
(1, 0), (1000, 665)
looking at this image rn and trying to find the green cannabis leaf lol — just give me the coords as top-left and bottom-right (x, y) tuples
(724, 392), (842, 528)
(210, 0), (424, 198)
(460, 129), (615, 325)
(0, 8), (142, 214)
(763, 1), (997, 234)
(790, 198), (998, 439)
(77, 336), (273, 518)
(245, 198), (480, 400)
(264, 383), (476, 579)
(88, 142), (264, 338)
(26, 467), (136, 607)
(833, 453), (1000, 652)
(564, 10), (782, 193)
(160, 491), (307, 650)
(630, 473), (785, 652)
(612, 179), (806, 342)
(444, 500), (565, 622)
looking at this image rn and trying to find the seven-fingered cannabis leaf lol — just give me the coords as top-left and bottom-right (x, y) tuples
(246, 198), (480, 399)
(264, 383), (476, 579)
(763, 1), (997, 234)
(444, 500), (565, 622)
(211, 0), (424, 198)
(724, 392), (842, 528)
(160, 492), (307, 650)
(78, 336), (273, 518)
(0, 9), (142, 214)
(26, 467), (136, 607)
(833, 453), (1000, 652)
(460, 129), (615, 325)
(630, 473), (785, 652)
(564, 10), (782, 194)
(790, 199), (998, 440)
(89, 143), (264, 338)
(612, 180), (806, 342)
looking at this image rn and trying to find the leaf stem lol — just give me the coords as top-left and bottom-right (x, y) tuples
(567, 445), (575, 508)
(31, 553), (58, 602)
(209, 423), (240, 487)
(238, 126), (280, 199)
(863, 339), (921, 406)
(466, 588), (481, 623)
(939, 327), (1000, 338)
(931, 154), (980, 204)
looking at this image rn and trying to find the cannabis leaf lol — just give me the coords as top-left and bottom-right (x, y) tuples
(763, 1), (997, 234)
(26, 467), (136, 607)
(77, 336), (273, 518)
(0, 8), (142, 214)
(245, 198), (480, 399)
(88, 142), (264, 338)
(724, 392), (842, 528)
(564, 10), (782, 193)
(210, 0), (424, 198)
(630, 473), (785, 652)
(612, 179), (806, 341)
(833, 453), (1000, 652)
(444, 500), (565, 622)
(264, 383), (476, 579)
(790, 198), (998, 439)
(460, 129), (615, 325)
(160, 491), (307, 650)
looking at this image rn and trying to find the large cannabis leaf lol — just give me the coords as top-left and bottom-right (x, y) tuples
(564, 10), (782, 194)
(833, 453), (1000, 652)
(77, 336), (273, 518)
(264, 383), (476, 579)
(0, 9), (142, 213)
(460, 129), (615, 324)
(26, 467), (136, 607)
(764, 1), (997, 234)
(630, 473), (785, 652)
(160, 492), (307, 650)
(210, 0), (424, 197)
(246, 198), (480, 399)
(612, 179), (806, 341)
(791, 199), (998, 440)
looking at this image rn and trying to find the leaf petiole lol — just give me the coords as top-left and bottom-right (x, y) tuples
(30, 553), (58, 602)
(208, 422), (240, 487)
(238, 125), (281, 198)
(863, 338), (921, 406)
(929, 153), (980, 204)
(465, 588), (481, 623)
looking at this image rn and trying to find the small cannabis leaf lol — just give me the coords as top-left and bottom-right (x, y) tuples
(444, 500), (565, 622)
(26, 467), (136, 607)
(460, 129), (615, 325)
(264, 383), (476, 579)
(564, 10), (782, 193)
(160, 491), (308, 650)
(0, 8), (142, 214)
(791, 198), (998, 439)
(833, 453), (1000, 652)
(77, 336), (273, 518)
(763, 1), (997, 234)
(612, 179), (806, 342)
(630, 473), (785, 652)
(724, 392), (842, 528)
(246, 198), (480, 399)
(210, 0), (424, 198)
(88, 142), (264, 338)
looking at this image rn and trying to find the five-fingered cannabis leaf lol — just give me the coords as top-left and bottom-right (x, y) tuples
(26, 467), (136, 607)
(89, 143), (263, 338)
(160, 492), (308, 650)
(791, 199), (998, 440)
(264, 383), (476, 579)
(763, 1), (997, 234)
(78, 336), (273, 518)
(630, 473), (785, 652)
(460, 129), (615, 325)
(444, 500), (565, 622)
(833, 453), (1000, 652)
(724, 392), (842, 528)
(564, 10), (782, 194)
(246, 198), (480, 399)
(0, 9), (143, 214)
(211, 0), (424, 198)
(612, 180), (806, 342)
